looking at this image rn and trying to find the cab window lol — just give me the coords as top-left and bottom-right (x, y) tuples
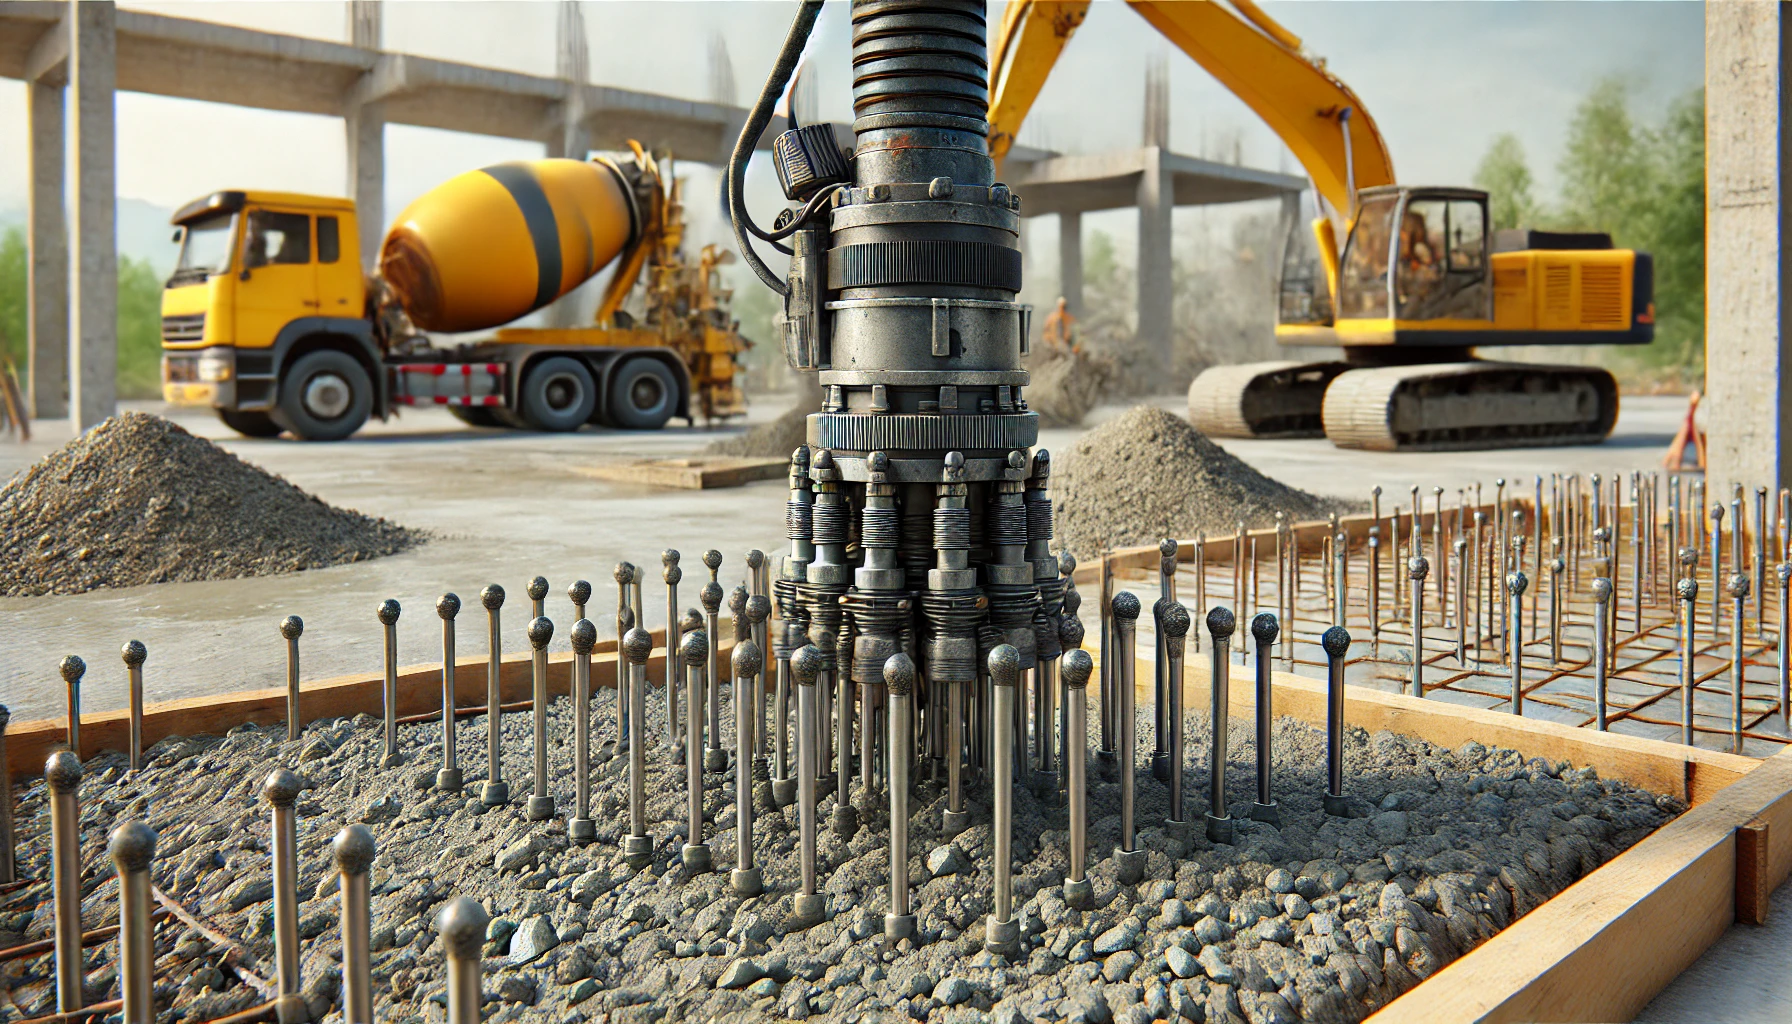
(243, 211), (311, 269)
(1338, 194), (1396, 318)
(1396, 198), (1489, 320)
(169, 213), (236, 286)
(318, 216), (341, 264)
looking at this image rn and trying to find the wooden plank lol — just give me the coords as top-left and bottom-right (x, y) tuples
(571, 457), (786, 490)
(1735, 817), (1770, 925)
(1367, 747), (1792, 1024)
(5, 625), (741, 778)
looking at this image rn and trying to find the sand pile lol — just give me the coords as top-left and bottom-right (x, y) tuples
(1026, 346), (1114, 428)
(1055, 404), (1352, 557)
(0, 412), (418, 597)
(705, 379), (820, 459)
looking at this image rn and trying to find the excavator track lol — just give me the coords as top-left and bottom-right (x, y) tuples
(1321, 361), (1619, 452)
(1187, 360), (1350, 438)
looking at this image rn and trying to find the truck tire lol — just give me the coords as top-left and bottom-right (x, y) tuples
(273, 349), (371, 441)
(518, 356), (596, 431)
(217, 408), (283, 438)
(607, 357), (678, 430)
(448, 405), (506, 429)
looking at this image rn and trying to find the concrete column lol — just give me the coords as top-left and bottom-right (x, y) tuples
(27, 79), (68, 420)
(1058, 210), (1083, 318)
(69, 0), (117, 433)
(346, 106), (385, 270)
(542, 0), (591, 328)
(1136, 147), (1173, 379)
(1707, 2), (1792, 495)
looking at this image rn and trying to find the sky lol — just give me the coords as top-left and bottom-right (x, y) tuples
(0, 0), (1705, 276)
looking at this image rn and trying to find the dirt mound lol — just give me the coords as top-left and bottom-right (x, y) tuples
(704, 378), (820, 459)
(0, 412), (419, 597)
(1026, 346), (1114, 428)
(1055, 404), (1352, 557)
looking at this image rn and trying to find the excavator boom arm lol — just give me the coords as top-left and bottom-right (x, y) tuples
(988, 0), (1397, 216)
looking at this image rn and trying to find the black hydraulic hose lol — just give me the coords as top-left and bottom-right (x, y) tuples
(728, 0), (825, 297)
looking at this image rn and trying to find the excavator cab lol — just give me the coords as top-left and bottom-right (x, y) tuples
(1334, 186), (1490, 327)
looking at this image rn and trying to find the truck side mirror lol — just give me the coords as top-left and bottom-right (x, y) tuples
(239, 268), (251, 281)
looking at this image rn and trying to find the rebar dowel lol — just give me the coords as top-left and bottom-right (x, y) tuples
(568, 578), (591, 626)
(47, 752), (82, 1014)
(436, 594), (463, 793)
(791, 645), (824, 927)
(1161, 603), (1190, 828)
(1677, 575), (1699, 745)
(1507, 572), (1528, 715)
(1591, 579), (1613, 731)
(109, 819), (156, 1024)
(1730, 573), (1750, 755)
(622, 627), (654, 868)
(333, 825), (375, 1024)
(747, 594), (772, 775)
(528, 575), (548, 620)
(1409, 557), (1430, 697)
(375, 599), (402, 769)
(527, 616), (555, 821)
(1111, 593), (1141, 874)
(1761, 488), (1773, 637)
(0, 705), (11, 883)
(733, 639), (764, 897)
(1251, 612), (1280, 824)
(476, 586), (506, 803)
(883, 653), (917, 943)
(613, 565), (635, 753)
(1549, 553), (1565, 665)
(1712, 504), (1725, 634)
(113, 640), (147, 771)
(1779, 564), (1791, 731)
(437, 897), (488, 1024)
(569, 619), (597, 844)
(664, 551), (684, 755)
(1206, 606), (1236, 845)
(262, 769), (304, 1024)
(682, 629), (712, 874)
(985, 644), (1021, 957)
(1062, 649), (1094, 907)
(1369, 524), (1382, 641)
(1099, 556), (1115, 761)
(703, 551), (726, 773)
(1322, 627), (1350, 816)
(1453, 539), (1468, 664)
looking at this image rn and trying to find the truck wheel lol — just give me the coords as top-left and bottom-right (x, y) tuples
(273, 350), (371, 441)
(607, 357), (678, 430)
(217, 409), (283, 438)
(448, 405), (505, 429)
(519, 356), (596, 431)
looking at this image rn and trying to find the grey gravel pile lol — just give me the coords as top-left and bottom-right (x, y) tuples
(1027, 347), (1115, 429)
(0, 686), (1680, 1024)
(0, 412), (418, 597)
(706, 380), (822, 459)
(1055, 405), (1355, 559)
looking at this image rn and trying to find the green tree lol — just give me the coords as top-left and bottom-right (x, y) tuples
(0, 227), (25, 372)
(1557, 78), (1648, 236)
(1473, 133), (1538, 231)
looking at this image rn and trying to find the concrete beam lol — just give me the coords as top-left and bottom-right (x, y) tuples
(23, 15), (66, 85)
(1010, 146), (1304, 217)
(69, 0), (117, 433)
(1136, 146), (1173, 378)
(26, 79), (66, 420)
(1706, 1), (1792, 495)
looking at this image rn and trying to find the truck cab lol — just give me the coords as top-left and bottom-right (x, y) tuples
(162, 190), (383, 439)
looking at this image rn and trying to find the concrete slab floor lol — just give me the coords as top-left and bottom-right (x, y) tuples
(1634, 877), (1792, 1022)
(0, 394), (1688, 722)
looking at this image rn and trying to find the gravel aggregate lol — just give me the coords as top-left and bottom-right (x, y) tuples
(0, 412), (418, 597)
(1055, 405), (1355, 559)
(0, 680), (1681, 1024)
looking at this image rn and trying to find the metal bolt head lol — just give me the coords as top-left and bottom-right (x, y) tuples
(569, 618), (597, 655)
(1030, 448), (1052, 479)
(107, 819), (157, 873)
(121, 639), (147, 668)
(665, 564), (683, 586)
(1321, 626), (1351, 660)
(1408, 556), (1429, 581)
(662, 548), (681, 569)
(44, 750), (81, 791)
(436, 897), (490, 961)
(1250, 612), (1280, 646)
(1059, 616), (1085, 650)
(1062, 649), (1094, 690)
(1505, 571), (1529, 598)
(883, 652), (915, 695)
(1675, 577), (1697, 602)
(746, 594), (771, 624)
(332, 823), (376, 876)
(261, 768), (303, 807)
(790, 645), (822, 686)
(1006, 450), (1026, 471)
(703, 549), (723, 575)
(59, 654), (85, 683)
(943, 450), (965, 481)
(1549, 557), (1565, 575)
(988, 644), (1020, 688)
(681, 629), (708, 666)
(1206, 606), (1236, 642)
(733, 639), (763, 679)
(527, 576), (549, 601)
(612, 563), (634, 587)
(1779, 562), (1792, 586)
(437, 593), (461, 620)
(1059, 550), (1077, 576)
(1063, 587), (1082, 617)
(480, 584), (505, 611)
(867, 451), (890, 477)
(1160, 602), (1190, 639)
(1678, 547), (1698, 569)
(618, 605), (635, 631)
(701, 582), (724, 614)
(681, 608), (704, 633)
(1159, 537), (1178, 559)
(280, 615), (304, 641)
(729, 585), (749, 618)
(569, 580), (592, 606)
(622, 626), (652, 666)
(745, 549), (764, 571)
(1712, 504), (1725, 522)
(379, 598), (402, 625)
(1495, 477), (1506, 488)
(527, 616), (554, 650)
(788, 447), (809, 473)
(1110, 592), (1140, 621)
(1591, 577), (1614, 603)
(1728, 573), (1751, 600)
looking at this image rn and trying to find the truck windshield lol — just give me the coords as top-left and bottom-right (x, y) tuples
(170, 213), (236, 286)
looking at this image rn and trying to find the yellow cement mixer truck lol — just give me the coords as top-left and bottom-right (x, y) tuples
(159, 145), (749, 440)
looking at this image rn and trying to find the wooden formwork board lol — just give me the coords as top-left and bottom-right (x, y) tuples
(572, 457), (787, 489)
(1118, 648), (1790, 1024)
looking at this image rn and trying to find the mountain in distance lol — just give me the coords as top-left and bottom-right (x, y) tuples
(0, 197), (182, 278)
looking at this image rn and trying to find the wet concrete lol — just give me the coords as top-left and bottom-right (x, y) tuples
(0, 394), (1689, 722)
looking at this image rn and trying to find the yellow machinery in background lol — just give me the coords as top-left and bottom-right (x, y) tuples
(989, 0), (1653, 450)
(160, 143), (750, 440)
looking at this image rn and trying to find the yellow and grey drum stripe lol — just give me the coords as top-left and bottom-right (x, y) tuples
(477, 157), (641, 311)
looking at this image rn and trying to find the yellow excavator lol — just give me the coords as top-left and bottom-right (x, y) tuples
(990, 0), (1653, 450)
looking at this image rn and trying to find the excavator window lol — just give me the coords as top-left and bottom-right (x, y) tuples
(1338, 194), (1397, 318)
(1396, 199), (1490, 321)
(243, 210), (311, 269)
